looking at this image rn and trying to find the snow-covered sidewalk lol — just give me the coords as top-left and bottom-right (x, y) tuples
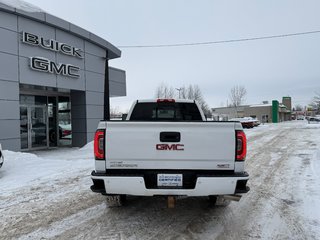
(0, 143), (94, 196)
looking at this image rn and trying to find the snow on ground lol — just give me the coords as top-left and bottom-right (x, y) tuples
(0, 121), (320, 239)
(0, 142), (94, 196)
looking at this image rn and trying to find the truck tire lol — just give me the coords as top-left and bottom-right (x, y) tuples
(208, 195), (217, 206)
(105, 194), (126, 207)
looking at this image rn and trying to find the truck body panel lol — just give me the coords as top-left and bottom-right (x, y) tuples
(105, 121), (237, 170)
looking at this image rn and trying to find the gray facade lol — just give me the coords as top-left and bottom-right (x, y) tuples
(243, 105), (272, 123)
(211, 106), (248, 120)
(0, 5), (126, 151)
(212, 97), (292, 123)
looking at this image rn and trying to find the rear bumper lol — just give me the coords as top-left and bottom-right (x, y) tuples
(91, 170), (249, 196)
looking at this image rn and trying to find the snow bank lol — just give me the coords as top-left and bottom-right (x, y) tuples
(0, 147), (94, 195)
(0, 0), (44, 12)
(304, 123), (320, 129)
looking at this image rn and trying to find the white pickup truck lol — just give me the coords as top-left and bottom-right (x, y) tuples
(91, 99), (249, 207)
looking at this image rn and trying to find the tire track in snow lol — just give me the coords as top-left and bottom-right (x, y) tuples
(2, 122), (318, 239)
(0, 173), (104, 239)
(17, 203), (106, 240)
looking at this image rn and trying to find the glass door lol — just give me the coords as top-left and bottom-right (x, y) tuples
(58, 96), (72, 146)
(20, 105), (48, 150)
(30, 106), (48, 149)
(20, 106), (28, 150)
(48, 97), (58, 147)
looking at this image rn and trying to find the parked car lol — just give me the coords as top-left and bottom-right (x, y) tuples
(0, 143), (4, 168)
(308, 117), (320, 124)
(49, 124), (72, 143)
(297, 115), (305, 120)
(229, 117), (258, 128)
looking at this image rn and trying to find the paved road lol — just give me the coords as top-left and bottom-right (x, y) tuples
(1, 121), (319, 239)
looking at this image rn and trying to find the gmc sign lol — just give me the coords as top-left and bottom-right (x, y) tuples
(156, 144), (184, 151)
(30, 57), (80, 78)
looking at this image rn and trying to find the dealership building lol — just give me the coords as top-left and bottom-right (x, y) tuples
(0, 2), (126, 151)
(212, 97), (292, 123)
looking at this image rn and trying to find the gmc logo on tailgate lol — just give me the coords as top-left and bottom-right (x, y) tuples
(156, 144), (184, 151)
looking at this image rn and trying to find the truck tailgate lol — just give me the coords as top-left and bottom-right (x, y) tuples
(105, 122), (237, 170)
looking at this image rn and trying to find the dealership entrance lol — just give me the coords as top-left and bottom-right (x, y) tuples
(20, 93), (72, 150)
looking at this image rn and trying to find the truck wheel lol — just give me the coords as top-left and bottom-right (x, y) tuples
(105, 194), (126, 207)
(208, 195), (217, 206)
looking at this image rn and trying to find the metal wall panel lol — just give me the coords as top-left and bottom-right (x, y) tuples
(86, 91), (104, 105)
(45, 13), (70, 31)
(0, 138), (20, 151)
(0, 119), (20, 139)
(56, 29), (85, 70)
(0, 10), (17, 31)
(86, 105), (104, 119)
(85, 54), (105, 74)
(0, 101), (19, 120)
(71, 90), (86, 105)
(86, 118), (101, 133)
(85, 71), (104, 92)
(0, 52), (18, 82)
(72, 132), (87, 147)
(109, 67), (126, 84)
(86, 132), (95, 144)
(0, 28), (18, 55)
(71, 90), (87, 147)
(18, 18), (56, 60)
(71, 118), (87, 133)
(109, 81), (126, 97)
(57, 70), (85, 91)
(71, 105), (87, 119)
(0, 80), (19, 101)
(19, 57), (57, 87)
(85, 41), (105, 57)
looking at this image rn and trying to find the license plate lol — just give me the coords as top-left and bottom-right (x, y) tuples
(157, 174), (183, 187)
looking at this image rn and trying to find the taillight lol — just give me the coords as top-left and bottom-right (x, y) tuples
(94, 129), (105, 160)
(157, 99), (175, 103)
(236, 130), (247, 161)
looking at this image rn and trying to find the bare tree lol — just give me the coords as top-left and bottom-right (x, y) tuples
(180, 84), (211, 117)
(310, 91), (320, 114)
(110, 106), (122, 118)
(229, 85), (247, 117)
(294, 104), (303, 112)
(179, 87), (187, 99)
(229, 85), (247, 107)
(155, 83), (175, 98)
(155, 83), (211, 117)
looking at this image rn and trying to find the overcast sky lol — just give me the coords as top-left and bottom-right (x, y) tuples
(23, 0), (320, 112)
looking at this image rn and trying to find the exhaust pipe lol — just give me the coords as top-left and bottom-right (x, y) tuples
(222, 194), (242, 202)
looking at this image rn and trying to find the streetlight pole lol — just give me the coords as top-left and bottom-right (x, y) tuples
(176, 88), (182, 99)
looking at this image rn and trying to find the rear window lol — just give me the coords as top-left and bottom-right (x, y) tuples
(129, 102), (202, 121)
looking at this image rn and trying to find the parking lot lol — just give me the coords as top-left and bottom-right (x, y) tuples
(0, 121), (319, 239)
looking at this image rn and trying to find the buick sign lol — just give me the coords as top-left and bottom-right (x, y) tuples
(22, 32), (83, 58)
